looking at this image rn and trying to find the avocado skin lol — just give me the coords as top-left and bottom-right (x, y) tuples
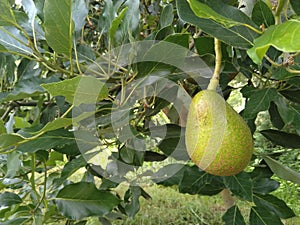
(185, 90), (253, 176)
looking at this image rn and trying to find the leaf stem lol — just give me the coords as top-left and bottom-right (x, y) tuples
(207, 38), (222, 91)
(34, 161), (48, 212)
(30, 154), (40, 204)
(275, 0), (288, 24)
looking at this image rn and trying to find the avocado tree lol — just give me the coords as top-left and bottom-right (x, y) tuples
(0, 0), (299, 224)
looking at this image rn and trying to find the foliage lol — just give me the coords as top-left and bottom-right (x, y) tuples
(0, 0), (299, 224)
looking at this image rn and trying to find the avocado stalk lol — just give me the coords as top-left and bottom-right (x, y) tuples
(207, 38), (222, 91)
(207, 38), (237, 209)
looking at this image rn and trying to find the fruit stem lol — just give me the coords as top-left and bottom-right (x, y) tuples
(221, 189), (235, 209)
(207, 38), (222, 91)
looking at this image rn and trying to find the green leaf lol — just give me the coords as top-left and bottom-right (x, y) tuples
(290, 0), (300, 15)
(268, 102), (284, 130)
(252, 177), (279, 195)
(260, 129), (300, 148)
(160, 4), (174, 28)
(0, 120), (6, 135)
(223, 172), (253, 201)
(5, 151), (21, 178)
(250, 207), (283, 225)
(43, 0), (74, 55)
(0, 27), (33, 55)
(0, 133), (25, 151)
(251, 0), (275, 27)
(178, 166), (225, 196)
(54, 156), (87, 187)
(21, 0), (37, 23)
(124, 186), (142, 218)
(72, 0), (89, 31)
(17, 129), (99, 154)
(137, 33), (190, 78)
(271, 67), (298, 80)
(222, 205), (246, 225)
(280, 89), (300, 104)
(188, 0), (245, 28)
(247, 20), (300, 65)
(243, 88), (278, 119)
(253, 194), (295, 219)
(0, 0), (17, 26)
(55, 182), (120, 220)
(17, 129), (75, 153)
(14, 117), (31, 129)
(37, 118), (73, 134)
(0, 77), (58, 103)
(109, 7), (128, 43)
(263, 156), (300, 185)
(41, 76), (108, 106)
(0, 192), (22, 207)
(275, 97), (300, 134)
(154, 124), (189, 160)
(176, 0), (258, 49)
(251, 166), (279, 195)
(194, 37), (214, 56)
(152, 164), (187, 186)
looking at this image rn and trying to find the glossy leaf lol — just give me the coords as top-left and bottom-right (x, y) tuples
(263, 156), (300, 185)
(179, 166), (225, 196)
(268, 102), (285, 130)
(160, 4), (174, 28)
(21, 0), (37, 24)
(41, 76), (108, 106)
(223, 172), (253, 201)
(275, 97), (300, 134)
(250, 207), (283, 225)
(55, 182), (120, 220)
(124, 186), (143, 218)
(0, 77), (58, 103)
(0, 27), (33, 55)
(248, 20), (300, 65)
(222, 205), (246, 225)
(0, 0), (17, 26)
(18, 129), (99, 155)
(72, 0), (89, 31)
(0, 133), (25, 151)
(243, 88), (278, 119)
(152, 164), (187, 186)
(188, 0), (246, 28)
(176, 0), (258, 49)
(251, 0), (274, 27)
(137, 33), (190, 78)
(155, 124), (189, 160)
(260, 129), (300, 148)
(109, 7), (128, 43)
(280, 89), (300, 104)
(251, 165), (279, 195)
(17, 129), (75, 153)
(253, 194), (295, 219)
(0, 192), (22, 207)
(54, 156), (87, 187)
(43, 0), (74, 55)
(5, 152), (21, 178)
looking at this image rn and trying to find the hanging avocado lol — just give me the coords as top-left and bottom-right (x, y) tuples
(185, 90), (253, 176)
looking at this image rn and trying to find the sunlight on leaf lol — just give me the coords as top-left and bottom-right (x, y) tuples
(247, 20), (300, 64)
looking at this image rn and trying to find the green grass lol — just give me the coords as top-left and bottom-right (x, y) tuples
(107, 184), (300, 225)
(114, 185), (225, 225)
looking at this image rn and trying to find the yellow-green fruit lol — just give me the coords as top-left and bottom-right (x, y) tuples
(185, 90), (253, 176)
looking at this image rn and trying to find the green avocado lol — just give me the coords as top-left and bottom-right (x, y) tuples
(185, 90), (253, 176)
